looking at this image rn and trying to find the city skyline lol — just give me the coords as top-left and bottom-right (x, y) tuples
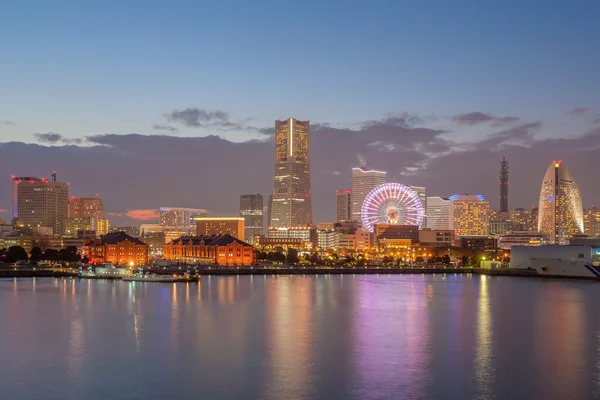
(1, 2), (600, 226)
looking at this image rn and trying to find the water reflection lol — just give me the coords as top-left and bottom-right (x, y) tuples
(474, 275), (495, 400)
(0, 276), (599, 399)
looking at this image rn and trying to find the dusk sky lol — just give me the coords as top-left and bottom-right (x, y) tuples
(1, 1), (599, 226)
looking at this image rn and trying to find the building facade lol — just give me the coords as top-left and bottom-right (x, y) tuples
(317, 230), (339, 250)
(240, 194), (264, 245)
(270, 118), (313, 227)
(451, 194), (490, 236)
(426, 196), (454, 230)
(16, 178), (69, 235)
(84, 231), (148, 266)
(537, 160), (584, 245)
(374, 224), (419, 248)
(159, 207), (208, 227)
(409, 186), (427, 228)
(351, 167), (387, 222)
(163, 234), (255, 266)
(196, 217), (245, 241)
(584, 207), (600, 238)
(419, 229), (455, 247)
(69, 197), (104, 220)
(267, 226), (316, 247)
(336, 189), (352, 222)
(498, 231), (546, 250)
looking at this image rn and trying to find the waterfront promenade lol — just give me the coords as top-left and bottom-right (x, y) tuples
(0, 264), (556, 279)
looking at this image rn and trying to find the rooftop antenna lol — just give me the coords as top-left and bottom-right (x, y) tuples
(51, 171), (57, 182)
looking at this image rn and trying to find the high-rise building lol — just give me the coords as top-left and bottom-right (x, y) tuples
(584, 207), (600, 238)
(500, 155), (509, 213)
(351, 167), (387, 222)
(451, 194), (490, 236)
(336, 189), (352, 222)
(12, 176), (45, 223)
(69, 197), (104, 220)
(426, 197), (454, 230)
(509, 207), (539, 231)
(538, 160), (584, 244)
(270, 118), (312, 227)
(159, 207), (208, 227)
(240, 194), (264, 245)
(409, 186), (427, 227)
(267, 193), (273, 228)
(69, 196), (109, 235)
(16, 177), (69, 235)
(196, 217), (245, 241)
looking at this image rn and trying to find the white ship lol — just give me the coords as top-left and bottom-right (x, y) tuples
(510, 245), (600, 279)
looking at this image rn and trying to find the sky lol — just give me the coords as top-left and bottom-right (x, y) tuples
(1, 0), (599, 226)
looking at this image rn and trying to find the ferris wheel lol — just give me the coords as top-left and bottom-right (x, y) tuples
(360, 183), (424, 232)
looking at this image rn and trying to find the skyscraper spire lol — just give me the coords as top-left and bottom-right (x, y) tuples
(500, 155), (509, 213)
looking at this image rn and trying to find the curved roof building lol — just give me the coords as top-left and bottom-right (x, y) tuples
(537, 160), (584, 244)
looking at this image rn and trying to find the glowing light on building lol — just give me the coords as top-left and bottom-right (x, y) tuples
(360, 183), (424, 232)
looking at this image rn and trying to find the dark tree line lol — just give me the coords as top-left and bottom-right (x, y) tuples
(0, 246), (82, 263)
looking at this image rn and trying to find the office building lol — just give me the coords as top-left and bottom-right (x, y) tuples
(426, 197), (454, 230)
(498, 231), (546, 250)
(12, 176), (42, 222)
(16, 176), (69, 235)
(351, 167), (387, 222)
(240, 194), (264, 245)
(270, 118), (313, 227)
(584, 207), (600, 238)
(451, 194), (490, 236)
(538, 160), (584, 244)
(69, 197), (104, 220)
(159, 207), (208, 227)
(196, 217), (245, 241)
(419, 229), (455, 247)
(317, 229), (339, 250)
(267, 226), (316, 247)
(336, 189), (352, 222)
(409, 186), (427, 227)
(500, 155), (509, 213)
(64, 217), (93, 237)
(111, 226), (139, 238)
(374, 224), (419, 248)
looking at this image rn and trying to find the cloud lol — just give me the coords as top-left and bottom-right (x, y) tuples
(152, 124), (178, 133)
(125, 209), (159, 221)
(567, 107), (587, 117)
(34, 132), (82, 145)
(34, 132), (63, 143)
(165, 107), (242, 129)
(471, 121), (542, 150)
(0, 120), (13, 125)
(0, 209), (8, 213)
(452, 112), (520, 127)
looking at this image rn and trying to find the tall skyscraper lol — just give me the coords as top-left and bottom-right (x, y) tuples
(16, 177), (69, 235)
(351, 167), (387, 222)
(240, 194), (264, 245)
(409, 186), (427, 227)
(451, 194), (490, 236)
(159, 207), (208, 227)
(426, 196), (454, 230)
(500, 155), (509, 213)
(270, 118), (312, 227)
(12, 176), (42, 223)
(538, 160), (584, 244)
(336, 189), (352, 222)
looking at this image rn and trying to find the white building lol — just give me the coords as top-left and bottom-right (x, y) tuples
(317, 230), (339, 250)
(409, 186), (427, 228)
(426, 196), (454, 230)
(498, 231), (546, 250)
(351, 167), (386, 222)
